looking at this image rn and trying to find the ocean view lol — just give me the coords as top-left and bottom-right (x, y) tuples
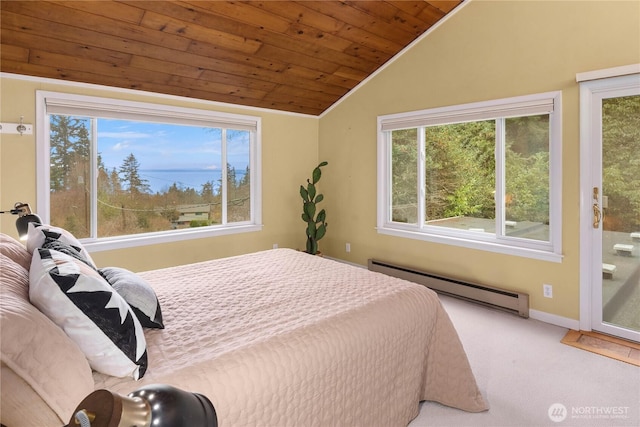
(140, 169), (223, 194)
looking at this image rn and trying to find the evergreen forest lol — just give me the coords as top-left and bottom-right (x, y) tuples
(391, 95), (639, 234)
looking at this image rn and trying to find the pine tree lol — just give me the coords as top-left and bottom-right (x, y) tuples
(119, 153), (150, 195)
(201, 181), (215, 201)
(226, 163), (237, 189)
(49, 115), (91, 191)
(110, 168), (122, 194)
(240, 166), (251, 187)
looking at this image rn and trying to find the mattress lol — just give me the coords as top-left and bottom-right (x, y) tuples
(93, 248), (488, 426)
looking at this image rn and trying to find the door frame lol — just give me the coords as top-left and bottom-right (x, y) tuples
(579, 65), (640, 340)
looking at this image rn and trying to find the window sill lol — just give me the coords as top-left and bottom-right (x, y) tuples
(82, 224), (263, 253)
(376, 226), (563, 263)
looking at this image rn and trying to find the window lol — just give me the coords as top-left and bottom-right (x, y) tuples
(36, 91), (262, 251)
(377, 92), (562, 261)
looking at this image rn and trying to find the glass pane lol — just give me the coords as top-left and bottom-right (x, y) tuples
(49, 115), (92, 238)
(97, 119), (224, 236)
(226, 129), (251, 222)
(423, 120), (495, 232)
(601, 94), (640, 333)
(504, 115), (550, 242)
(391, 129), (418, 224)
(49, 115), (239, 238)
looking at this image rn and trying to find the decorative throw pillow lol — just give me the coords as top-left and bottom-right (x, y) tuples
(29, 248), (147, 379)
(26, 223), (96, 269)
(41, 237), (95, 269)
(99, 267), (164, 329)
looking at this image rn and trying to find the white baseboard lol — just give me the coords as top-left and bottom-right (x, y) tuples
(529, 309), (580, 330)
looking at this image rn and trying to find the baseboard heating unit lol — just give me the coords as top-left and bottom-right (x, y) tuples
(368, 259), (529, 318)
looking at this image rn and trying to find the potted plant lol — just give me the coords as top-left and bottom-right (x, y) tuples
(300, 161), (328, 255)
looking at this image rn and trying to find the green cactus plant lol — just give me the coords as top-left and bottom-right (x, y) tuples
(300, 161), (328, 255)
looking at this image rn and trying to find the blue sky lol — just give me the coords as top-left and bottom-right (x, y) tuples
(96, 119), (249, 171)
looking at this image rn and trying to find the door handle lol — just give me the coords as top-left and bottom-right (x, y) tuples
(593, 203), (602, 228)
(593, 187), (601, 229)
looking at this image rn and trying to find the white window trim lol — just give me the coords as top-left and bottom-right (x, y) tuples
(377, 91), (563, 263)
(36, 91), (262, 252)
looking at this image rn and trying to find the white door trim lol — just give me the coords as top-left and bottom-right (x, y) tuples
(576, 64), (640, 83)
(579, 80), (596, 332)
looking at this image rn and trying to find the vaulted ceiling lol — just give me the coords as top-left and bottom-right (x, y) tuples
(1, 1), (462, 115)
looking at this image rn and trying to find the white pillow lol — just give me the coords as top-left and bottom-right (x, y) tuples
(26, 223), (96, 268)
(29, 248), (147, 379)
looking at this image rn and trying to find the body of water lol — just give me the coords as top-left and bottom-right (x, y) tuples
(140, 169), (223, 194)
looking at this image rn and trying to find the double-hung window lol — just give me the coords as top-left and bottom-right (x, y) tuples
(377, 91), (562, 261)
(36, 91), (262, 251)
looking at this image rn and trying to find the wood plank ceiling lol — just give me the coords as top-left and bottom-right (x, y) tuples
(1, 1), (462, 115)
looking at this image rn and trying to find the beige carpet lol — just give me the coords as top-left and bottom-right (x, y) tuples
(410, 295), (640, 427)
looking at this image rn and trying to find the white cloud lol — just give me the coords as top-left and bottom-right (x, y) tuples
(111, 142), (130, 151)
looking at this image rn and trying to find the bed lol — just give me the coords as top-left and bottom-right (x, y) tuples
(1, 227), (488, 427)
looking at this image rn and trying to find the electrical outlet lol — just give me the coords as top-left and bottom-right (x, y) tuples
(543, 284), (553, 298)
(273, 243), (278, 249)
(345, 243), (351, 253)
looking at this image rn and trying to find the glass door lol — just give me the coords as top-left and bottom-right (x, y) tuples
(582, 73), (640, 342)
(598, 92), (640, 340)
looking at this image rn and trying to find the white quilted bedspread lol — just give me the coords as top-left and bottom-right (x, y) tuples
(93, 249), (487, 426)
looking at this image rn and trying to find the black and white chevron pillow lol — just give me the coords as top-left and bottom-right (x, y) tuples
(26, 223), (97, 269)
(29, 248), (148, 379)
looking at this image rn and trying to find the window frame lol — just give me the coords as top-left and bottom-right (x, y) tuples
(36, 91), (262, 252)
(377, 91), (563, 262)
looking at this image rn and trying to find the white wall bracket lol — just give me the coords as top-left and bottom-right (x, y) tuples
(0, 121), (33, 135)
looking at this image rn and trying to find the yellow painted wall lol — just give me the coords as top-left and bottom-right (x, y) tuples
(2, 0), (639, 320)
(318, 0), (640, 320)
(0, 77), (319, 271)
